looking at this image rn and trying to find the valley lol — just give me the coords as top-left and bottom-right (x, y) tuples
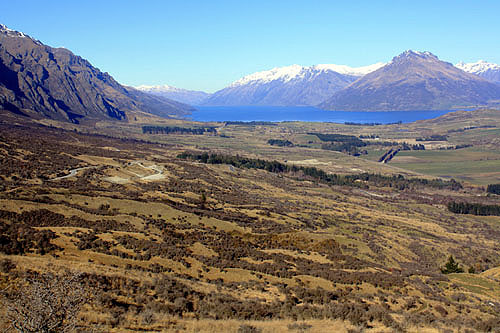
(1, 19), (500, 333)
(1, 108), (500, 332)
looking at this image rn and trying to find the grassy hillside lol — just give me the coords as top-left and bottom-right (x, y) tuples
(0, 110), (499, 332)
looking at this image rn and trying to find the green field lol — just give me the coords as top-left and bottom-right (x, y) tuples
(390, 148), (500, 184)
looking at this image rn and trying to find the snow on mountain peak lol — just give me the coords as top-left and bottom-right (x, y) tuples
(455, 60), (500, 75)
(229, 62), (384, 87)
(136, 84), (185, 93)
(313, 63), (385, 76)
(230, 64), (305, 87)
(0, 24), (13, 32)
(405, 50), (433, 57)
(0, 24), (28, 38)
(135, 84), (210, 105)
(391, 50), (438, 63)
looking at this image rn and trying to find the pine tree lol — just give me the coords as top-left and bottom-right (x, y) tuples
(441, 255), (464, 274)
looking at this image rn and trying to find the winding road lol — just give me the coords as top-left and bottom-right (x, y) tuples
(50, 160), (165, 182)
(131, 161), (165, 180)
(50, 166), (96, 181)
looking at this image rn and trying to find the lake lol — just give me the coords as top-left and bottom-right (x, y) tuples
(190, 106), (455, 124)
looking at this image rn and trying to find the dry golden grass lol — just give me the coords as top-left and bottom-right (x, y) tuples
(1, 112), (500, 332)
(482, 266), (500, 280)
(156, 318), (356, 333)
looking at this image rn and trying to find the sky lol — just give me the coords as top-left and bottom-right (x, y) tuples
(1, 0), (500, 92)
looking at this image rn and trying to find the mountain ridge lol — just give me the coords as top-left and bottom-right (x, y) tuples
(319, 50), (500, 111)
(203, 63), (385, 106)
(0, 24), (191, 123)
(456, 60), (500, 84)
(135, 84), (210, 105)
(228, 63), (385, 87)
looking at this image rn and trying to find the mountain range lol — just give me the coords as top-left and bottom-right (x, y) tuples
(135, 85), (210, 105)
(456, 60), (500, 84)
(146, 56), (500, 110)
(2, 23), (500, 120)
(201, 63), (384, 106)
(319, 51), (500, 111)
(0, 24), (191, 123)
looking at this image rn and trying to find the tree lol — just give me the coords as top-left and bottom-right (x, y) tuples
(487, 184), (500, 195)
(441, 255), (464, 274)
(199, 192), (207, 209)
(1, 271), (89, 332)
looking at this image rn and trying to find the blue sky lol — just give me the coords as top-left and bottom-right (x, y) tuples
(2, 0), (500, 92)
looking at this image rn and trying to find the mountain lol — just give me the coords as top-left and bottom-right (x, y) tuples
(319, 50), (500, 111)
(456, 60), (500, 84)
(135, 84), (210, 105)
(0, 24), (191, 123)
(202, 63), (384, 106)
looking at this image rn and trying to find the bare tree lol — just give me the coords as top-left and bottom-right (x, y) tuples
(1, 271), (89, 332)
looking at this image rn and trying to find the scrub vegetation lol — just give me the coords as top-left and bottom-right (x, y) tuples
(0, 109), (499, 332)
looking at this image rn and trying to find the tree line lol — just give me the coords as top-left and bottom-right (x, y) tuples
(142, 126), (217, 135)
(416, 135), (448, 141)
(309, 132), (424, 154)
(177, 152), (462, 191)
(437, 144), (472, 150)
(308, 133), (367, 154)
(447, 201), (500, 216)
(447, 125), (495, 133)
(487, 184), (500, 195)
(308, 132), (365, 144)
(370, 141), (425, 150)
(267, 139), (294, 147)
(321, 142), (366, 155)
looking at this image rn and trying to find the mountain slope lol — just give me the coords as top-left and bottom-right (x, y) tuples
(319, 50), (500, 111)
(0, 24), (191, 122)
(135, 84), (210, 105)
(203, 63), (384, 106)
(456, 60), (500, 84)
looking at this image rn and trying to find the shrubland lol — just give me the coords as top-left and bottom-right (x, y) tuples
(0, 111), (499, 332)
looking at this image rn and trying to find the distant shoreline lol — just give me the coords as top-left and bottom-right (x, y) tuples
(189, 105), (460, 124)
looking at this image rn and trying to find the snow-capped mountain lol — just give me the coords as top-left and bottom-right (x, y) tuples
(456, 60), (500, 84)
(203, 63), (384, 106)
(135, 85), (210, 105)
(0, 24), (31, 39)
(229, 63), (384, 87)
(320, 50), (500, 111)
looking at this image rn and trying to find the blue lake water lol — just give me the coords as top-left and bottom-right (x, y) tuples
(190, 106), (455, 124)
